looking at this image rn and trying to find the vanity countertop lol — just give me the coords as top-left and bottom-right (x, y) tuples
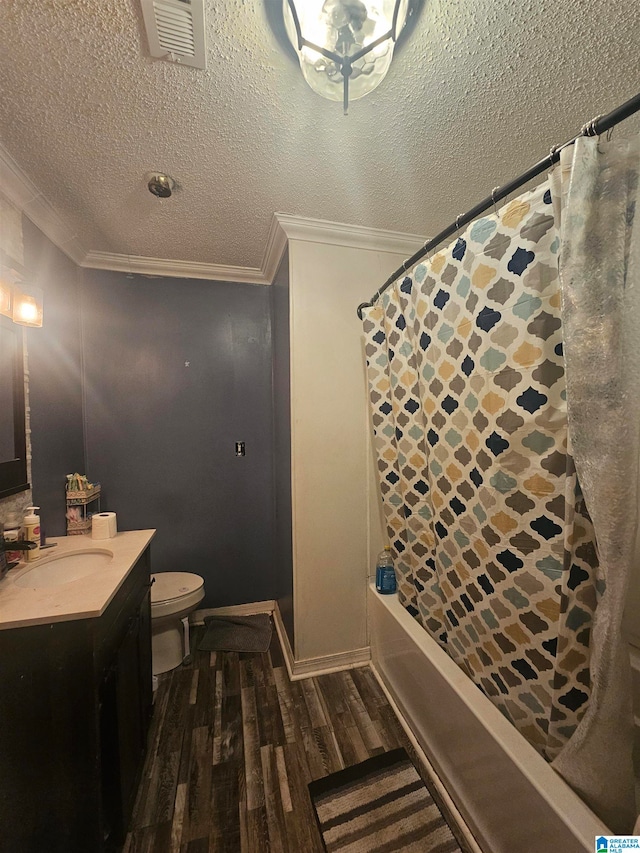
(0, 529), (156, 630)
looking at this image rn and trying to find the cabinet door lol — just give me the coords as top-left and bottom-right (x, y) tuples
(99, 662), (120, 848)
(115, 610), (145, 826)
(137, 588), (153, 733)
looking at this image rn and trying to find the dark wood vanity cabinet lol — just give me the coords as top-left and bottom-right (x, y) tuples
(0, 548), (153, 853)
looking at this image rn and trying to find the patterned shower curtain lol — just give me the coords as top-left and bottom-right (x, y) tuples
(362, 180), (634, 831)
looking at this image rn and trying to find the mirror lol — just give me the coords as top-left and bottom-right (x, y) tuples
(0, 314), (28, 498)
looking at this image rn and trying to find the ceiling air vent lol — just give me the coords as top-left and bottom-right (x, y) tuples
(140, 0), (206, 69)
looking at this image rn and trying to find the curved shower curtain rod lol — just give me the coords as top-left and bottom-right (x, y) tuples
(356, 90), (640, 320)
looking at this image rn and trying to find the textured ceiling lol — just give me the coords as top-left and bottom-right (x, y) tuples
(0, 0), (639, 272)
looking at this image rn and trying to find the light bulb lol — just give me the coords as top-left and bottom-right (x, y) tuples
(12, 285), (43, 327)
(284, 0), (409, 106)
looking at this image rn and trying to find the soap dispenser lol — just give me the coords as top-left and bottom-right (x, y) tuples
(22, 507), (41, 561)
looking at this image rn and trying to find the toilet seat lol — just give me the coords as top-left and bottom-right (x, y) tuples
(151, 572), (204, 619)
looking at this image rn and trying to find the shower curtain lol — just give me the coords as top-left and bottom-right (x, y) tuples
(362, 142), (640, 831)
(550, 137), (640, 830)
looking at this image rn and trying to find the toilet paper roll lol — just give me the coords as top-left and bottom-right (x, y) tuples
(91, 512), (117, 540)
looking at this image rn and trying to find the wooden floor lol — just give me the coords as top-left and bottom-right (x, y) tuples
(124, 621), (471, 853)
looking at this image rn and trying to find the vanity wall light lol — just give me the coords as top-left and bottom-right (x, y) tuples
(0, 262), (43, 328)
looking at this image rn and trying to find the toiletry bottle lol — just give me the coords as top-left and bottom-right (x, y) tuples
(375, 546), (396, 594)
(4, 530), (20, 566)
(22, 506), (41, 562)
(4, 511), (21, 564)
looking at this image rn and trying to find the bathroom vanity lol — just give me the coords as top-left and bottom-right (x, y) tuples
(0, 530), (155, 852)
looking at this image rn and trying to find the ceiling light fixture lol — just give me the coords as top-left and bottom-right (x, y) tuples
(283, 0), (409, 114)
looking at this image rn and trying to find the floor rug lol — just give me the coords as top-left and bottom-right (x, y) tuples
(198, 613), (272, 653)
(308, 748), (463, 853)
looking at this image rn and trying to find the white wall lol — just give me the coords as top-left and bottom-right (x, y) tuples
(287, 236), (411, 661)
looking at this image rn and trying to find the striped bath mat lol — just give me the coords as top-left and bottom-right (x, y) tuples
(308, 748), (462, 853)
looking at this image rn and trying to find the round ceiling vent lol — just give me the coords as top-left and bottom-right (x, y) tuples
(147, 173), (175, 198)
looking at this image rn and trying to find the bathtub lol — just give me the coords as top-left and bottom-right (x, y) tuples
(368, 584), (608, 852)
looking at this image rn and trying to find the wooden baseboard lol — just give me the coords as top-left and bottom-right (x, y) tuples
(192, 600), (275, 625)
(272, 602), (370, 681)
(272, 601), (296, 681)
(194, 600), (371, 681)
(290, 646), (371, 680)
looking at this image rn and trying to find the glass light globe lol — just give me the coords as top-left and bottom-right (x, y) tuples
(284, 0), (408, 104)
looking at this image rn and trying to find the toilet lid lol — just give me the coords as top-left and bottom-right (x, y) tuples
(151, 572), (204, 604)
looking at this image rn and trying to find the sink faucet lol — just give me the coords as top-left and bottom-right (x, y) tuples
(0, 534), (38, 578)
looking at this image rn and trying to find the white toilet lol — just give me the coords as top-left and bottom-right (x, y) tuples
(150, 572), (205, 675)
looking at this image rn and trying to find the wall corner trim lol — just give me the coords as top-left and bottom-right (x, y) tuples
(272, 601), (296, 681)
(0, 142), (86, 265)
(261, 213), (290, 285)
(273, 602), (371, 681)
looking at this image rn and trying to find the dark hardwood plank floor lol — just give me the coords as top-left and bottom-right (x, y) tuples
(124, 621), (473, 853)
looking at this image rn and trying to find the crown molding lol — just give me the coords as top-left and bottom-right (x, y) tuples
(84, 214), (427, 283)
(1, 143), (426, 282)
(261, 213), (290, 283)
(81, 251), (269, 284)
(273, 213), (426, 256)
(260, 212), (427, 286)
(0, 142), (86, 265)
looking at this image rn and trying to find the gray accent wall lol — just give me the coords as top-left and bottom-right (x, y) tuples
(9, 219), (285, 612)
(22, 217), (85, 538)
(80, 269), (275, 609)
(271, 250), (294, 649)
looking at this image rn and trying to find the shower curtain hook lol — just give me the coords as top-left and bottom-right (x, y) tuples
(596, 123), (616, 151)
(455, 214), (464, 235)
(581, 114), (603, 137)
(491, 187), (500, 216)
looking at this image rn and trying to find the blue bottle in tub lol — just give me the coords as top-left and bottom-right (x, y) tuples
(375, 546), (396, 594)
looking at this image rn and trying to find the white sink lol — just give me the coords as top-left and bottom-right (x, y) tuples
(13, 549), (114, 588)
